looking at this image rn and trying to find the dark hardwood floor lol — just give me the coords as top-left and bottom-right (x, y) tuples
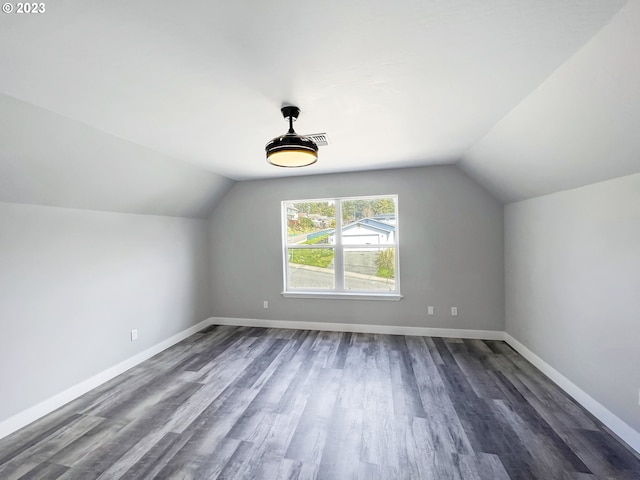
(1, 325), (638, 479)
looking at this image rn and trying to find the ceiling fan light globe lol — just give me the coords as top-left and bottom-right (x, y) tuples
(266, 149), (318, 168)
(265, 134), (318, 168)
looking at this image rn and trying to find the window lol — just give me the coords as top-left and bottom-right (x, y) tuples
(282, 195), (401, 300)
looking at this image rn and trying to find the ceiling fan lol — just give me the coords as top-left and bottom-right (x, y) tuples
(265, 106), (328, 168)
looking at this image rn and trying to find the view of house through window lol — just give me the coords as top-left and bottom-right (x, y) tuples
(283, 195), (399, 295)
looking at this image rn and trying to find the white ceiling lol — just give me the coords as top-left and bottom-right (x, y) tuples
(1, 0), (638, 214)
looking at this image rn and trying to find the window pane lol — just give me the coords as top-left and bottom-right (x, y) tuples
(344, 247), (396, 291)
(288, 247), (335, 289)
(341, 197), (396, 245)
(341, 197), (397, 223)
(286, 201), (336, 246)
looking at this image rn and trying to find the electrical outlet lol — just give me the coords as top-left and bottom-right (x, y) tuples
(263, 300), (268, 309)
(427, 306), (434, 315)
(131, 329), (138, 341)
(451, 307), (458, 316)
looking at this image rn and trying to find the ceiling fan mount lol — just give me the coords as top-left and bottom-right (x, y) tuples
(280, 105), (300, 125)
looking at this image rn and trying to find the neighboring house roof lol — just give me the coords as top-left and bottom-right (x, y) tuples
(372, 213), (395, 223)
(347, 217), (396, 234)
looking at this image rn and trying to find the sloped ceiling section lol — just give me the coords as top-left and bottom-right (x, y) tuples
(0, 0), (628, 185)
(0, 94), (234, 218)
(460, 0), (640, 203)
(1, 1), (637, 207)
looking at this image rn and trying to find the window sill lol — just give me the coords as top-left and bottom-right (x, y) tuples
(281, 292), (404, 301)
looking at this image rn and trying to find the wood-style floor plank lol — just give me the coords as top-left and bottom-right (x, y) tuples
(1, 325), (639, 479)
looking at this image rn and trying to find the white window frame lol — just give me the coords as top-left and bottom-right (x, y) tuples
(281, 194), (402, 301)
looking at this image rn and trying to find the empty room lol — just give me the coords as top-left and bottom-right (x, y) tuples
(0, 1), (639, 479)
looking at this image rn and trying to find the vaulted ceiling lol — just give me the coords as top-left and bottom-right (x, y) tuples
(1, 0), (638, 216)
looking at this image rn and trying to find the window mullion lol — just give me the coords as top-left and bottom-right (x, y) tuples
(334, 199), (344, 291)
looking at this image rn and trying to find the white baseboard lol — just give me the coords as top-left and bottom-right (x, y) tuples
(504, 333), (640, 455)
(209, 316), (505, 340)
(0, 319), (211, 441)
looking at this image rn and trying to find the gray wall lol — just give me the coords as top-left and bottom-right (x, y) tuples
(505, 172), (640, 432)
(209, 165), (504, 330)
(0, 202), (211, 423)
